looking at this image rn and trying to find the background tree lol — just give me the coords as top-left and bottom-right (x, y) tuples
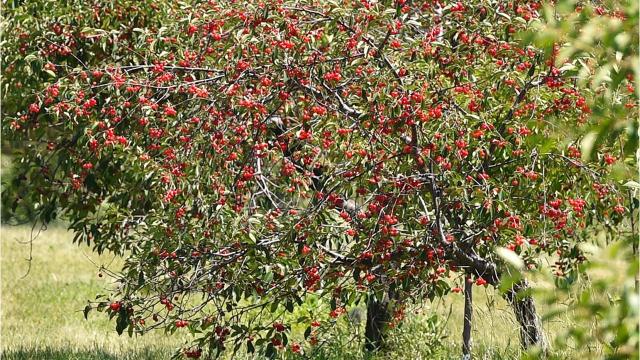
(2, 0), (176, 223)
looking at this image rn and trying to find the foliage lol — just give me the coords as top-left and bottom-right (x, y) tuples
(2, 0), (634, 358)
(524, 0), (639, 160)
(1, 0), (178, 222)
(1, 155), (36, 223)
(1, 0), (177, 121)
(522, 3), (639, 357)
(521, 239), (639, 360)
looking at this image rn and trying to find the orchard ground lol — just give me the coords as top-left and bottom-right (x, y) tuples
(1, 224), (600, 360)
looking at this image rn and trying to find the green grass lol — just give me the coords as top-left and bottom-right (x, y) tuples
(2, 347), (172, 360)
(1, 225), (184, 359)
(1, 225), (592, 359)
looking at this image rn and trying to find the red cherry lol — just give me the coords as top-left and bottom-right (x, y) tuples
(109, 302), (122, 311)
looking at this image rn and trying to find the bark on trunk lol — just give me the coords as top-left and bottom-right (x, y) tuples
(457, 247), (547, 353)
(505, 279), (548, 353)
(364, 292), (392, 352)
(462, 277), (473, 358)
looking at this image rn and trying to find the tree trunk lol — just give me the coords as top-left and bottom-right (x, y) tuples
(505, 279), (548, 353)
(364, 291), (392, 352)
(442, 239), (547, 353)
(462, 277), (473, 359)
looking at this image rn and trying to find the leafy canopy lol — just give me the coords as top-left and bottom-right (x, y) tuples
(2, 0), (635, 357)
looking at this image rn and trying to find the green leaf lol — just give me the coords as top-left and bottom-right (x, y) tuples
(496, 12), (511, 21)
(580, 131), (598, 161)
(270, 300), (279, 313)
(23, 54), (38, 63)
(115, 309), (129, 335)
(83, 304), (91, 320)
(265, 343), (275, 358)
(496, 247), (524, 269)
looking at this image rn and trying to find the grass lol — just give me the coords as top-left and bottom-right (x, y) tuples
(2, 348), (172, 360)
(1, 225), (184, 359)
(1, 224), (593, 359)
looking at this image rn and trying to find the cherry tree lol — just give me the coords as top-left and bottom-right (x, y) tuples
(3, 0), (633, 357)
